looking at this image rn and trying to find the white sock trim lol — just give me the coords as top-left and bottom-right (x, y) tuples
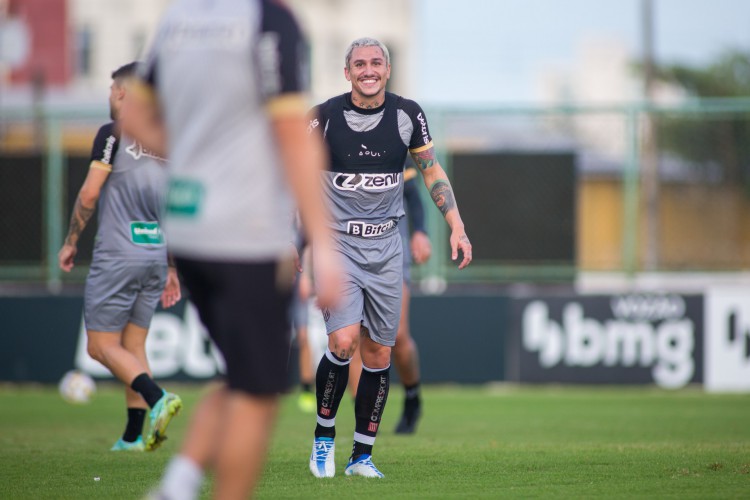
(159, 455), (204, 500)
(325, 348), (351, 366)
(362, 363), (390, 373)
(353, 432), (376, 446)
(316, 416), (336, 427)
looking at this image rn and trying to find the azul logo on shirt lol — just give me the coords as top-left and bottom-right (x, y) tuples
(358, 144), (383, 157)
(333, 172), (400, 192)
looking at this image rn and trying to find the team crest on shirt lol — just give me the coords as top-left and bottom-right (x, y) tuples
(126, 142), (166, 162)
(333, 172), (400, 192)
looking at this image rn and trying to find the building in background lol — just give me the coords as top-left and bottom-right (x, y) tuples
(69, 0), (171, 93)
(2, 0), (414, 109)
(1, 0), (170, 108)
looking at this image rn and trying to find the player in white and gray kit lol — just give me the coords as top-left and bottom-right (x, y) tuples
(308, 37), (473, 479)
(121, 1), (341, 498)
(58, 62), (182, 453)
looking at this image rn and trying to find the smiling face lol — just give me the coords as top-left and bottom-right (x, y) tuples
(344, 45), (391, 108)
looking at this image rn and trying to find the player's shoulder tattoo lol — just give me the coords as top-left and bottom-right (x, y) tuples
(410, 145), (436, 171)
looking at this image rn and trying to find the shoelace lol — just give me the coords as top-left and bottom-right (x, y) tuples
(351, 456), (382, 476)
(314, 441), (333, 460)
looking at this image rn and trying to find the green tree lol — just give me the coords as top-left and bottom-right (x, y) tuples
(655, 50), (750, 186)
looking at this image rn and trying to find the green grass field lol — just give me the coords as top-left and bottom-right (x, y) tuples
(1, 383), (748, 499)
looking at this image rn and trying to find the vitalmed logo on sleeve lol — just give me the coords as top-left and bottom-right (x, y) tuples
(513, 294), (703, 389)
(101, 135), (116, 164)
(333, 172), (400, 192)
(416, 112), (430, 145)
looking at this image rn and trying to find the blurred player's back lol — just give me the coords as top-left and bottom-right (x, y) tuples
(146, 0), (294, 260)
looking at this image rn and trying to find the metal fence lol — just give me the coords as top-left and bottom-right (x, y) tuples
(3, 98), (750, 290)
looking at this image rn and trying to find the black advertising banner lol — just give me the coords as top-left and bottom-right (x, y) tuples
(507, 294), (704, 388)
(0, 296), (224, 383)
(1, 294), (510, 385)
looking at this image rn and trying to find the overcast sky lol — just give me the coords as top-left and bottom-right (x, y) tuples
(414, 0), (750, 104)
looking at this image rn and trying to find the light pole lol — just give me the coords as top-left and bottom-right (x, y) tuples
(641, 0), (660, 272)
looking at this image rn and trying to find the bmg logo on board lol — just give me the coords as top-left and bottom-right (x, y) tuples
(513, 294), (704, 389)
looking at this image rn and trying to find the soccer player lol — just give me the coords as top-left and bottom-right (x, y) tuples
(57, 62), (182, 453)
(121, 1), (341, 498)
(346, 164), (432, 434)
(307, 37), (472, 479)
(393, 165), (431, 434)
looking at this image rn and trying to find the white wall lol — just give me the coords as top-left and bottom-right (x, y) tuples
(69, 0), (172, 94)
(286, 0), (414, 103)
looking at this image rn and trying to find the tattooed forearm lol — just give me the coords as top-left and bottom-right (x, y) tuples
(430, 180), (456, 217)
(64, 197), (95, 246)
(412, 148), (436, 171)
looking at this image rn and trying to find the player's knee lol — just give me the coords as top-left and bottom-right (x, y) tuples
(363, 345), (392, 369)
(332, 336), (358, 358)
(86, 340), (105, 363)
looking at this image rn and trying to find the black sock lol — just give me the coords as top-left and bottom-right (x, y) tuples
(352, 365), (390, 459)
(123, 408), (147, 442)
(314, 349), (350, 439)
(404, 382), (421, 413)
(301, 382), (313, 393)
(130, 373), (163, 408)
(404, 382), (420, 401)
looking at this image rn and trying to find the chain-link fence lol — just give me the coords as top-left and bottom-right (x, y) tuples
(3, 100), (750, 289)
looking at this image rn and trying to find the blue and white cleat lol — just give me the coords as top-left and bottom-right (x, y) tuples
(309, 437), (335, 478)
(111, 436), (145, 451)
(344, 454), (384, 478)
(145, 391), (182, 451)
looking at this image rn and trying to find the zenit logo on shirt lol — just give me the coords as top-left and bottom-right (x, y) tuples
(333, 172), (401, 191)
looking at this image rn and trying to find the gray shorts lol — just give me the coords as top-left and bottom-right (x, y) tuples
(84, 258), (167, 332)
(323, 228), (403, 346)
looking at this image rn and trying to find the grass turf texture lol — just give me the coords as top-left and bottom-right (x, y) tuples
(1, 384), (748, 499)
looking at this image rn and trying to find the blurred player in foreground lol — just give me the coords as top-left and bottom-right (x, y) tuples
(58, 62), (182, 453)
(293, 248), (317, 413)
(346, 164), (431, 434)
(121, 0), (341, 498)
(307, 37), (472, 479)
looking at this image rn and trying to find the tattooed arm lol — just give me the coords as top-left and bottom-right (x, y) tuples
(58, 163), (110, 272)
(411, 146), (473, 269)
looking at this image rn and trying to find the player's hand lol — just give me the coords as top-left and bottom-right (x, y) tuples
(410, 231), (432, 265)
(160, 267), (182, 308)
(312, 241), (343, 311)
(298, 271), (313, 301)
(58, 244), (77, 272)
(450, 229), (472, 270)
(291, 243), (302, 273)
